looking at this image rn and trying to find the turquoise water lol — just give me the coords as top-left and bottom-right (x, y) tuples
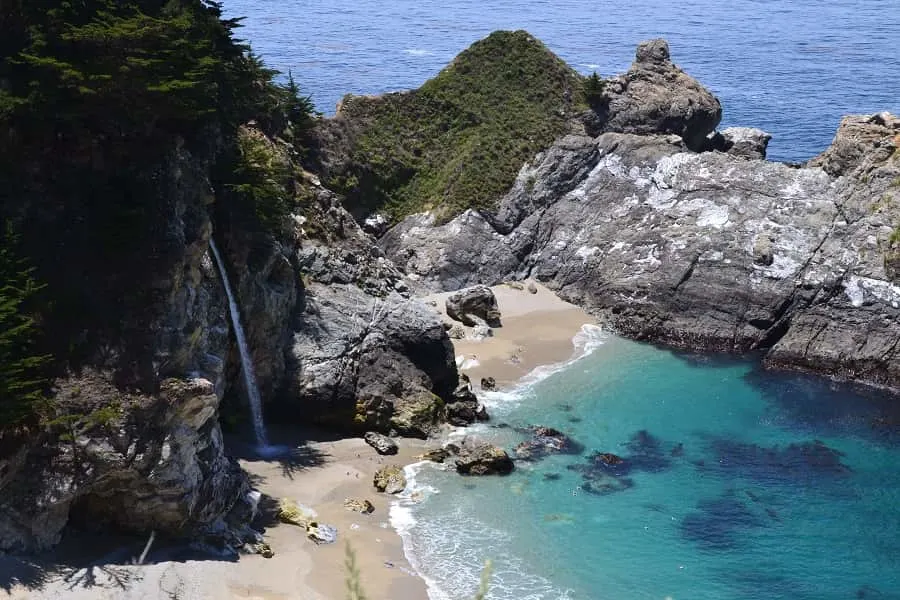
(391, 331), (900, 600)
(224, 0), (900, 162)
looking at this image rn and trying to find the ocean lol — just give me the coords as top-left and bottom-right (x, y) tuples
(223, 0), (899, 162)
(219, 2), (900, 598)
(392, 330), (900, 600)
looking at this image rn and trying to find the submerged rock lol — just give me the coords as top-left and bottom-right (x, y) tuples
(514, 426), (584, 461)
(364, 431), (399, 455)
(373, 465), (407, 494)
(455, 444), (515, 475)
(681, 492), (765, 550)
(703, 438), (852, 484)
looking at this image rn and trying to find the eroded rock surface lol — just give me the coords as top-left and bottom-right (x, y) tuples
(602, 39), (722, 151)
(381, 113), (900, 389)
(454, 443), (515, 475)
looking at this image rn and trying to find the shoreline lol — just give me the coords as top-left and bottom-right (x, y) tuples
(0, 281), (595, 600)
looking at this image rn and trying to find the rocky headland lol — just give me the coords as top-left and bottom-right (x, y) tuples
(328, 34), (900, 391)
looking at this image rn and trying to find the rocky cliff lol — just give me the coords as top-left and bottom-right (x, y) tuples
(0, 3), (462, 553)
(0, 142), (255, 553)
(372, 41), (900, 391)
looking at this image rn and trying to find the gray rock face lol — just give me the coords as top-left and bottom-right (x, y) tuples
(364, 431), (399, 455)
(0, 144), (253, 552)
(455, 444), (515, 475)
(602, 39), (722, 151)
(446, 285), (501, 327)
(380, 113), (900, 390)
(283, 187), (458, 437)
(708, 127), (772, 159)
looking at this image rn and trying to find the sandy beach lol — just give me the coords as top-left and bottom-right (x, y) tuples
(1, 281), (594, 600)
(424, 280), (597, 387)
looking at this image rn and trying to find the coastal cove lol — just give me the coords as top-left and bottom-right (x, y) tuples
(3, 2), (900, 600)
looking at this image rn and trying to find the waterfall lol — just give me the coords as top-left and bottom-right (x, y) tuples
(209, 237), (270, 449)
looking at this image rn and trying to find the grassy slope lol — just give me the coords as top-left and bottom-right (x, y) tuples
(324, 30), (587, 223)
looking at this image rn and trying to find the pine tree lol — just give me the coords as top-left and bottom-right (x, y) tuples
(0, 223), (49, 428)
(584, 71), (607, 110)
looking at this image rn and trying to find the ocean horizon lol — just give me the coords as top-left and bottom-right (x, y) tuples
(223, 0), (900, 163)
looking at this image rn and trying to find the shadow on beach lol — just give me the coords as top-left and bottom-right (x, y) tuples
(0, 529), (237, 596)
(226, 423), (335, 481)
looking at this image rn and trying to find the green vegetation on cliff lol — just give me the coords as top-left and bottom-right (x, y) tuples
(0, 0), (315, 429)
(321, 30), (586, 222)
(0, 225), (49, 429)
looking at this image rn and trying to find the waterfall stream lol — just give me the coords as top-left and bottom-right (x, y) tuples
(209, 237), (270, 449)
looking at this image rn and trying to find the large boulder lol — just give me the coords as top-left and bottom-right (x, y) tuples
(455, 444), (515, 475)
(364, 431), (399, 455)
(707, 127), (772, 160)
(373, 465), (407, 494)
(446, 285), (501, 327)
(808, 112), (900, 177)
(283, 187), (459, 436)
(603, 39), (722, 151)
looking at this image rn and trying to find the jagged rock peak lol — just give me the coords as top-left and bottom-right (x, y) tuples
(604, 38), (723, 150)
(634, 38), (671, 65)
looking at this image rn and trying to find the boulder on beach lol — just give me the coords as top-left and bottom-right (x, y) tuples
(343, 498), (375, 514)
(374, 465), (407, 494)
(306, 522), (338, 544)
(364, 431), (399, 455)
(455, 443), (515, 475)
(481, 377), (497, 391)
(446, 285), (502, 327)
(278, 498), (317, 528)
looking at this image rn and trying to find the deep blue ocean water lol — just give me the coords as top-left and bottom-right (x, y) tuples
(391, 331), (900, 600)
(219, 2), (900, 598)
(224, 0), (899, 162)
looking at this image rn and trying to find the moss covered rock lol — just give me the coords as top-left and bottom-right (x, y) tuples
(373, 465), (407, 494)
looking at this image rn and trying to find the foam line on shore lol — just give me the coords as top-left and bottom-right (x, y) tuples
(389, 323), (607, 600)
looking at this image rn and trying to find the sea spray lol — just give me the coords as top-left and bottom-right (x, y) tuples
(209, 238), (270, 450)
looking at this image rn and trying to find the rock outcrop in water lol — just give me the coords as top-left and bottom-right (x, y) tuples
(371, 40), (900, 391)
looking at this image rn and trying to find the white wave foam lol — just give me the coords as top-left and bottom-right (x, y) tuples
(480, 324), (608, 411)
(390, 326), (607, 600)
(456, 355), (481, 370)
(404, 48), (434, 56)
(393, 497), (574, 600)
